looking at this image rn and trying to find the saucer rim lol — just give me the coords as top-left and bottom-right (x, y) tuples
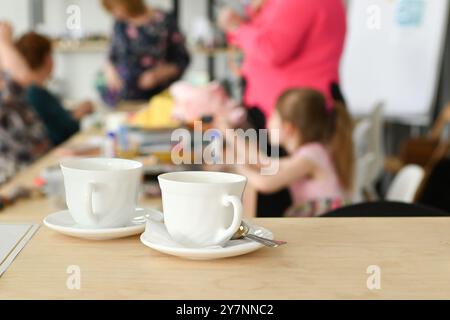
(43, 208), (155, 234)
(140, 219), (274, 257)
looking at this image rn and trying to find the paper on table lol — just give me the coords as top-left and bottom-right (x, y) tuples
(0, 224), (40, 277)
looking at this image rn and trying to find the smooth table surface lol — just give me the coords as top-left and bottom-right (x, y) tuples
(1, 134), (450, 299)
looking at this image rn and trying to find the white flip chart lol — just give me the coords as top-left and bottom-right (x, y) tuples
(341, 0), (449, 124)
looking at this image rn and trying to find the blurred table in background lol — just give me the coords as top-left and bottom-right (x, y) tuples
(0, 120), (257, 218)
(0, 129), (162, 213)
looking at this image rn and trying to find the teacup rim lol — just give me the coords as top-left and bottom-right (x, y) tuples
(158, 171), (247, 185)
(60, 157), (143, 172)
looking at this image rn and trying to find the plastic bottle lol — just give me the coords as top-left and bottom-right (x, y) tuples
(103, 132), (117, 158)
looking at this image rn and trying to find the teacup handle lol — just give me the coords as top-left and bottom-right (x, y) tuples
(85, 182), (100, 225)
(216, 195), (243, 245)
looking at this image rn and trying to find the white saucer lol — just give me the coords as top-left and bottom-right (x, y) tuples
(140, 216), (274, 260)
(43, 208), (161, 241)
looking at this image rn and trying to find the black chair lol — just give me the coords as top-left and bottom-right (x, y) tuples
(322, 201), (450, 217)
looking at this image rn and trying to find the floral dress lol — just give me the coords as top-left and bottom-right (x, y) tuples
(101, 10), (190, 104)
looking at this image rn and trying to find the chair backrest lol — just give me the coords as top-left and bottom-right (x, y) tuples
(352, 118), (373, 202)
(365, 103), (385, 184)
(353, 153), (375, 202)
(352, 103), (385, 201)
(386, 165), (425, 203)
(353, 118), (372, 157)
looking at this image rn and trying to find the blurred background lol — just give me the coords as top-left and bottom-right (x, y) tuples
(2, 0), (450, 217)
(0, 0), (247, 101)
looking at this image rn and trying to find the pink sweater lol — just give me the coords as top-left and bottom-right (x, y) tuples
(229, 0), (347, 118)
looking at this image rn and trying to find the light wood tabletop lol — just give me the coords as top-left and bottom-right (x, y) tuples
(1, 133), (450, 299)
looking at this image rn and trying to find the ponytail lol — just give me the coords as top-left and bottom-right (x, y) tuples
(328, 102), (355, 193)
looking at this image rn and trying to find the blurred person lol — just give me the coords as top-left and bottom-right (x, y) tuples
(0, 22), (93, 146)
(218, 0), (347, 121)
(219, 88), (354, 217)
(101, 0), (190, 104)
(0, 74), (50, 185)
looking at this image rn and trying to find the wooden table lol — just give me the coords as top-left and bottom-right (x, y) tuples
(2, 134), (450, 299)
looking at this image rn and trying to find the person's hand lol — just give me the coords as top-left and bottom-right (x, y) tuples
(138, 70), (160, 90)
(105, 64), (124, 92)
(0, 21), (13, 45)
(214, 106), (248, 134)
(74, 100), (94, 119)
(218, 8), (243, 33)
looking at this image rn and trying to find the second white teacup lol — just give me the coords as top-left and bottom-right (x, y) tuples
(61, 158), (143, 229)
(158, 171), (247, 248)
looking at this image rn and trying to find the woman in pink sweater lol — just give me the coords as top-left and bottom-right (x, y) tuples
(219, 0), (347, 119)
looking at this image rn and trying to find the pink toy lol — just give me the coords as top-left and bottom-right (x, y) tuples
(170, 81), (247, 126)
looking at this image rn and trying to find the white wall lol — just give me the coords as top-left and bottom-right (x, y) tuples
(0, 0), (31, 34)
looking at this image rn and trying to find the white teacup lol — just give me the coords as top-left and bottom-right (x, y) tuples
(61, 158), (143, 229)
(158, 171), (247, 248)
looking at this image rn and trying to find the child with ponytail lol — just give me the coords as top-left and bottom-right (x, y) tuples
(235, 88), (355, 217)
